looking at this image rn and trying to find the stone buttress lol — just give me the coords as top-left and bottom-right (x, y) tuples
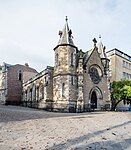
(76, 50), (84, 112)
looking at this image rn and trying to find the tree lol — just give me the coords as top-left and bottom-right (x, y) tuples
(111, 80), (131, 110)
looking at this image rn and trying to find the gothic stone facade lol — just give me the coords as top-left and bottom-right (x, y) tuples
(22, 19), (110, 112)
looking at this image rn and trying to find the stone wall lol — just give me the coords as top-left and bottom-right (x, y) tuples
(54, 45), (76, 75)
(53, 75), (77, 112)
(22, 67), (54, 110)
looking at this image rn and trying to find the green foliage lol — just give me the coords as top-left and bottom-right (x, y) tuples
(122, 85), (131, 99)
(111, 80), (131, 110)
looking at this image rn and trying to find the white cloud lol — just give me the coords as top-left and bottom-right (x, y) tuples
(0, 0), (130, 71)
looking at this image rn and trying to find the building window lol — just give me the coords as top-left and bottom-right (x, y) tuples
(25, 90), (27, 101)
(45, 76), (48, 86)
(123, 60), (125, 67)
(123, 72), (125, 78)
(123, 61), (131, 69)
(123, 72), (126, 79)
(129, 64), (131, 69)
(62, 83), (65, 97)
(42, 85), (44, 98)
(56, 53), (60, 66)
(126, 62), (128, 68)
(123, 72), (131, 79)
(71, 53), (74, 66)
(18, 70), (22, 81)
(71, 76), (74, 85)
(37, 86), (39, 102)
(33, 86), (36, 101)
(39, 84), (44, 99)
(30, 89), (32, 101)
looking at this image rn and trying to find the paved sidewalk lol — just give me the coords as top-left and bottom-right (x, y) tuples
(0, 105), (131, 150)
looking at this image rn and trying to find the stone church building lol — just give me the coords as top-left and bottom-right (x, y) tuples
(22, 18), (110, 112)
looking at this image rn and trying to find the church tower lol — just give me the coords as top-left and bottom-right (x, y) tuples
(53, 17), (78, 112)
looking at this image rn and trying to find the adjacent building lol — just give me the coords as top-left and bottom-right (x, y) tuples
(106, 48), (131, 82)
(22, 18), (111, 112)
(106, 49), (131, 110)
(0, 63), (37, 105)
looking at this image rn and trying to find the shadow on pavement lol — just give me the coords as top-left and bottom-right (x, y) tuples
(47, 121), (131, 150)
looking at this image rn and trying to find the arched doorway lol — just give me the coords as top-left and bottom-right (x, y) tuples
(91, 91), (97, 109)
(89, 86), (103, 110)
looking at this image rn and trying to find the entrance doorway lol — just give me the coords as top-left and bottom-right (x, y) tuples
(91, 91), (97, 109)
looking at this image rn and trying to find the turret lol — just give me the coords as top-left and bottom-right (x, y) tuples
(98, 36), (110, 75)
(53, 16), (77, 75)
(53, 17), (78, 112)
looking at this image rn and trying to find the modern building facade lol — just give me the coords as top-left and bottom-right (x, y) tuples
(0, 63), (37, 105)
(106, 48), (131, 82)
(106, 49), (131, 110)
(22, 18), (111, 112)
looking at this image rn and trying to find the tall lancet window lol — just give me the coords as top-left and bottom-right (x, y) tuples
(56, 53), (59, 66)
(25, 90), (27, 101)
(30, 89), (32, 101)
(71, 52), (74, 66)
(37, 86), (39, 102)
(18, 70), (22, 81)
(71, 76), (74, 85)
(62, 83), (65, 97)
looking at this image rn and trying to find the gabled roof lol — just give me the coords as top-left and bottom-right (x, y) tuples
(83, 46), (105, 70)
(83, 48), (94, 65)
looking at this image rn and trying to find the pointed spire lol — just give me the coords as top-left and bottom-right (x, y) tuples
(65, 16), (68, 22)
(98, 34), (103, 54)
(92, 38), (97, 48)
(98, 35), (107, 58)
(57, 16), (75, 46)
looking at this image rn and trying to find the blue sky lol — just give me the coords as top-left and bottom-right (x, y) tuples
(0, 0), (131, 71)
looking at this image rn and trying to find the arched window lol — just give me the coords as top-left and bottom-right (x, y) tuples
(45, 76), (48, 86)
(30, 89), (32, 101)
(62, 83), (65, 97)
(18, 70), (22, 81)
(37, 86), (39, 102)
(25, 90), (27, 101)
(42, 85), (44, 99)
(27, 88), (30, 101)
(32, 85), (36, 101)
(71, 53), (73, 66)
(39, 84), (44, 99)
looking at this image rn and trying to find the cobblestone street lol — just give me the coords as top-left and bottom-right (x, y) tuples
(0, 105), (131, 150)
